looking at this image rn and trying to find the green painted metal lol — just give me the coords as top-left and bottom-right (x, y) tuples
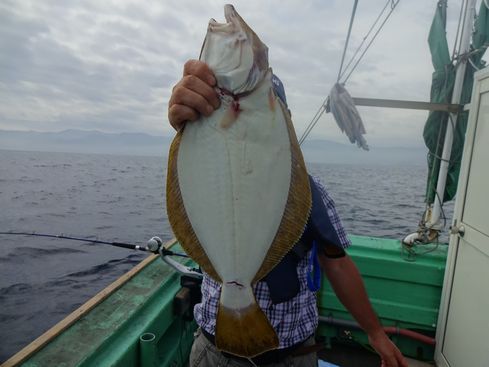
(317, 235), (448, 361)
(20, 245), (197, 367)
(18, 236), (448, 365)
(139, 333), (157, 367)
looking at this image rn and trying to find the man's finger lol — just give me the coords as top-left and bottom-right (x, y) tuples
(170, 86), (214, 118)
(180, 74), (220, 109)
(168, 104), (199, 130)
(183, 59), (216, 86)
(397, 350), (409, 367)
(383, 355), (399, 367)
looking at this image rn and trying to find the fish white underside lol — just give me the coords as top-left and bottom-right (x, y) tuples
(166, 4), (311, 357)
(177, 71), (291, 309)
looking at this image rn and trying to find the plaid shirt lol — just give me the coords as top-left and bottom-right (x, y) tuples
(194, 176), (351, 348)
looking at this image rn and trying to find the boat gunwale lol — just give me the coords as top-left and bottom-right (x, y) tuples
(1, 238), (178, 367)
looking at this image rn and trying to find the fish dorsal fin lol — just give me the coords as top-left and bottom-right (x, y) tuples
(253, 99), (311, 283)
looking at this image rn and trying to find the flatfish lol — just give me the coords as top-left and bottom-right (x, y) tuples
(166, 4), (311, 358)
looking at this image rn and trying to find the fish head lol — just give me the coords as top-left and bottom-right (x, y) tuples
(200, 4), (269, 94)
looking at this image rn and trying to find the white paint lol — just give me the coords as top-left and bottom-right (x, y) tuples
(435, 68), (489, 367)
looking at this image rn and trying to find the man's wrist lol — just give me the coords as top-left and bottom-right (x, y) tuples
(364, 322), (385, 338)
(367, 326), (388, 342)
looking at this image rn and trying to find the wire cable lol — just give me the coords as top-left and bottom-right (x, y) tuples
(452, 0), (466, 60)
(341, 0), (400, 84)
(339, 0), (391, 82)
(337, 0), (359, 82)
(298, 99), (328, 145)
(298, 0), (400, 145)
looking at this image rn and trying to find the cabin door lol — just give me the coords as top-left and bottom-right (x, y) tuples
(435, 69), (489, 367)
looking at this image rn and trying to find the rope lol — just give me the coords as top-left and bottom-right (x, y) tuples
(456, 44), (489, 61)
(401, 240), (440, 262)
(468, 56), (481, 70)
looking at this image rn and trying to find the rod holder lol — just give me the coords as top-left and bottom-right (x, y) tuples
(139, 332), (157, 367)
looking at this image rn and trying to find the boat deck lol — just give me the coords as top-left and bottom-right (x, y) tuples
(5, 237), (445, 367)
(318, 343), (435, 366)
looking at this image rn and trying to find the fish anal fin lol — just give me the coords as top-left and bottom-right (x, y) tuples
(216, 302), (278, 357)
(253, 100), (311, 282)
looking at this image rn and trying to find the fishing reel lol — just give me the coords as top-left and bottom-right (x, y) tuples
(148, 236), (202, 321)
(147, 236), (202, 279)
(146, 236), (164, 252)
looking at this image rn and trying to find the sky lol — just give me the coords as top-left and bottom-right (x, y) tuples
(0, 0), (480, 147)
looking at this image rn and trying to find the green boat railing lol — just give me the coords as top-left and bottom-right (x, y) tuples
(3, 236), (447, 366)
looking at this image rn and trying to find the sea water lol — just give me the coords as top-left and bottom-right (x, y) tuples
(0, 149), (452, 362)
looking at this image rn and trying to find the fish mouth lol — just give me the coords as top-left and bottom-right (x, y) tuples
(202, 4), (269, 94)
(207, 4), (239, 31)
(224, 4), (237, 23)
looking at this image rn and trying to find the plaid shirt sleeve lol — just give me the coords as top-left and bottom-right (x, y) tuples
(310, 175), (351, 249)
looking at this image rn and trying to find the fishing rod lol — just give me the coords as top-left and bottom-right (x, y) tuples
(0, 231), (188, 257)
(0, 231), (202, 278)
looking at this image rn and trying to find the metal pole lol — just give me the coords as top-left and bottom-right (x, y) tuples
(351, 97), (462, 113)
(428, 0), (476, 229)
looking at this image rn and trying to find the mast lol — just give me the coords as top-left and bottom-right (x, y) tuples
(427, 0), (477, 230)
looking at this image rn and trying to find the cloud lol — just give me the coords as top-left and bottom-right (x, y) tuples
(0, 0), (480, 146)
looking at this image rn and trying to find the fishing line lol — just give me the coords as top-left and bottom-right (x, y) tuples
(0, 231), (189, 257)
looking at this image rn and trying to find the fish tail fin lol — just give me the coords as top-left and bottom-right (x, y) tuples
(216, 283), (279, 357)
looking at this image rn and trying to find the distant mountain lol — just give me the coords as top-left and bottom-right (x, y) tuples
(301, 139), (428, 165)
(0, 129), (172, 157)
(0, 129), (428, 165)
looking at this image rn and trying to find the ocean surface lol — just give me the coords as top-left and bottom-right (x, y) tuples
(0, 149), (453, 362)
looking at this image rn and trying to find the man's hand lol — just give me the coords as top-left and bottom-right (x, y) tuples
(368, 329), (408, 367)
(319, 254), (408, 367)
(168, 60), (220, 130)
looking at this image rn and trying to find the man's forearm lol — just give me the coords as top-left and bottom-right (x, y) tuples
(319, 254), (383, 335)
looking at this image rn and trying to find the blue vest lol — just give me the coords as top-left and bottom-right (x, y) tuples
(263, 175), (343, 304)
(265, 76), (344, 303)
